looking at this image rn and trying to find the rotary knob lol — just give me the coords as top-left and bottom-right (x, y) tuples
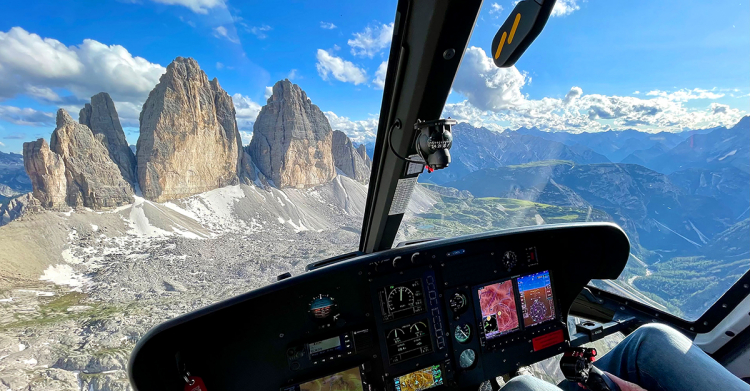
(392, 256), (405, 268)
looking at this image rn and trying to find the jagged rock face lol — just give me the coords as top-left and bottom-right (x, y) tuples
(0, 193), (39, 226)
(50, 110), (135, 208)
(79, 92), (137, 185)
(356, 144), (372, 169)
(249, 80), (335, 188)
(22, 138), (68, 209)
(332, 130), (370, 183)
(137, 57), (242, 202)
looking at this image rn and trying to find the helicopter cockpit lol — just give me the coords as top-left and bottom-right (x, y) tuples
(127, 1), (750, 390)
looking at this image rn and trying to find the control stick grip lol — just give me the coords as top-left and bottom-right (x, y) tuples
(586, 366), (621, 391)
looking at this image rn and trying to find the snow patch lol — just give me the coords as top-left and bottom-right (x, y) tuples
(718, 149), (737, 161)
(90, 224), (99, 232)
(39, 264), (88, 290)
(534, 214), (545, 225)
(61, 248), (83, 264)
(162, 201), (200, 221)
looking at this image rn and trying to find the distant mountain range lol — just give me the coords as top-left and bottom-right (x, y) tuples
(0, 151), (30, 203)
(424, 123), (610, 184)
(442, 160), (745, 258)
(516, 118), (749, 174)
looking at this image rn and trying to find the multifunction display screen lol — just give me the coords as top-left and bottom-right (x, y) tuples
(379, 279), (426, 322)
(281, 366), (364, 391)
(476, 279), (520, 340)
(394, 365), (444, 391)
(517, 270), (556, 327)
(386, 319), (433, 364)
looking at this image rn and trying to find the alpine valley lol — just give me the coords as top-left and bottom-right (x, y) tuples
(0, 57), (747, 390)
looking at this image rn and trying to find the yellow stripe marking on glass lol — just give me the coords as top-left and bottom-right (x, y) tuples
(494, 31), (508, 59)
(508, 13), (521, 44)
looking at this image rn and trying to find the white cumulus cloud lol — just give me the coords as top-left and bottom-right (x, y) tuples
(0, 106), (55, 127)
(248, 25), (271, 39)
(149, 0), (225, 14)
(213, 26), (240, 43)
(444, 46), (746, 132)
(373, 61), (388, 90)
(232, 93), (262, 132)
(348, 23), (393, 58)
(489, 3), (504, 17)
(452, 46), (528, 111)
(324, 111), (378, 143)
(315, 49), (368, 85)
(320, 22), (337, 30)
(0, 27), (165, 111)
(552, 0), (581, 17)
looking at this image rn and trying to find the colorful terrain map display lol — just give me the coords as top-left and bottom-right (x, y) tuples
(477, 279), (520, 339)
(517, 270), (556, 327)
(298, 367), (364, 391)
(393, 365), (444, 391)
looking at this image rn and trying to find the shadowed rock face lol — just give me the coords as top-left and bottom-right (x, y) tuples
(332, 130), (370, 183)
(248, 79), (336, 188)
(79, 92), (137, 185)
(50, 110), (135, 208)
(22, 138), (67, 209)
(137, 57), (242, 202)
(356, 144), (372, 169)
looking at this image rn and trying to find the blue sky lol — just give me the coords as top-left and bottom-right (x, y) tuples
(0, 0), (748, 153)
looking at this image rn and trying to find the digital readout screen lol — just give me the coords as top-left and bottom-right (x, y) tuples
(379, 279), (426, 322)
(394, 365), (444, 391)
(476, 279), (520, 340)
(282, 366), (364, 391)
(386, 320), (433, 364)
(517, 270), (556, 327)
(308, 336), (342, 357)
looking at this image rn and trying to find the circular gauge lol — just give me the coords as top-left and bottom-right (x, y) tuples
(459, 349), (476, 369)
(454, 324), (471, 344)
(502, 251), (518, 269)
(449, 292), (467, 314)
(529, 299), (548, 322)
(387, 286), (415, 312)
(309, 294), (336, 319)
(410, 321), (427, 334)
(387, 327), (405, 345)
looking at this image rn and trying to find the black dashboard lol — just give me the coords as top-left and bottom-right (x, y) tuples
(128, 223), (629, 391)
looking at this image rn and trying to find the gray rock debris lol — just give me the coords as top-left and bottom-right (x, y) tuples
(80, 92), (137, 186)
(137, 57), (242, 202)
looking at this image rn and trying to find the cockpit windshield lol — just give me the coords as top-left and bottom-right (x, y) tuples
(0, 1), (747, 390)
(399, 1), (749, 321)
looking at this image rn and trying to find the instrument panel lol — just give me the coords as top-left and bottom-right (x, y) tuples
(128, 223), (629, 391)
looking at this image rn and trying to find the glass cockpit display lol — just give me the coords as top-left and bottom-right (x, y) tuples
(386, 319), (433, 364)
(476, 279), (520, 340)
(517, 270), (556, 327)
(393, 365), (444, 391)
(282, 366), (364, 391)
(379, 279), (426, 322)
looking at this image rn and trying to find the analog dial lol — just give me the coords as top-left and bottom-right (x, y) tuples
(449, 292), (468, 314)
(454, 324), (471, 344)
(459, 349), (476, 369)
(309, 294), (336, 319)
(387, 286), (415, 312)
